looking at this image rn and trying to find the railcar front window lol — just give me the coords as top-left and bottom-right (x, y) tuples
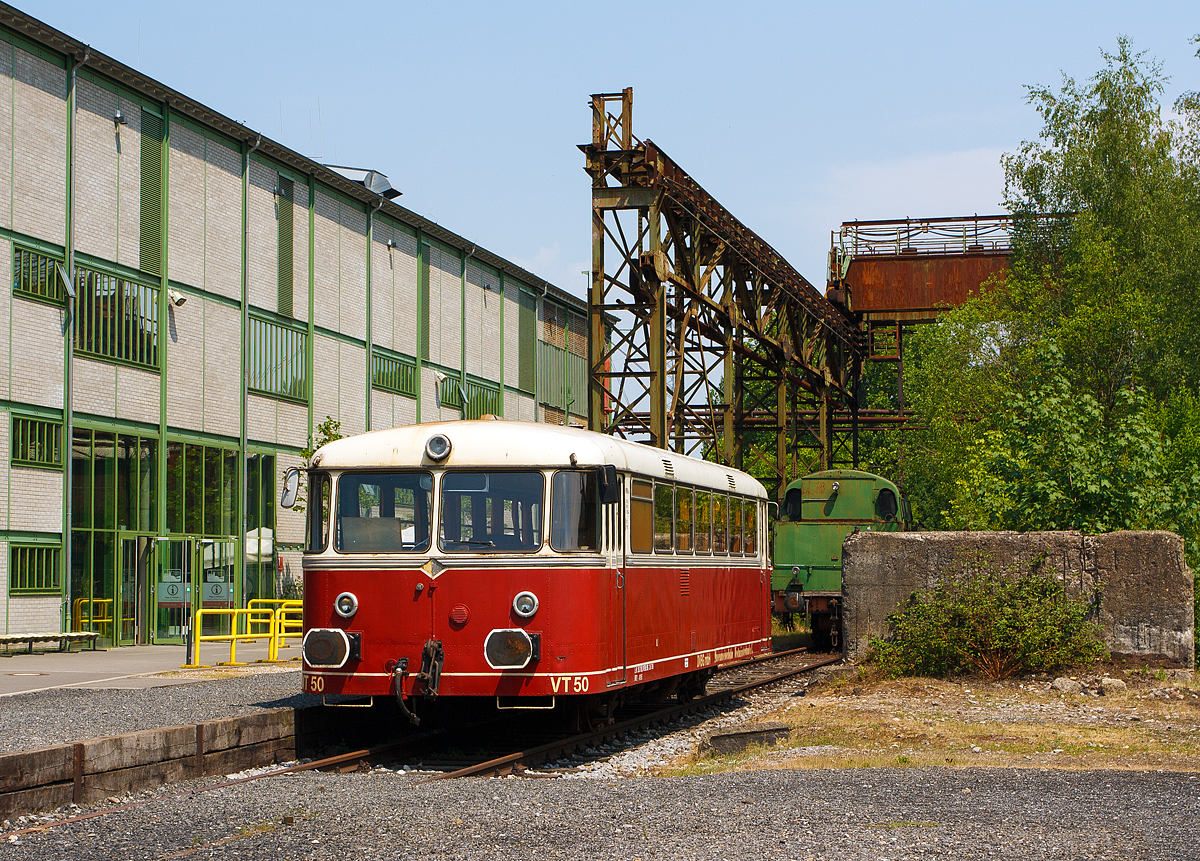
(550, 471), (599, 552)
(441, 471), (543, 552)
(308, 472), (331, 553)
(335, 472), (432, 553)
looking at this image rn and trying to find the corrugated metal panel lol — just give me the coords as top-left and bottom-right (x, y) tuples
(518, 290), (536, 393)
(139, 111), (163, 277)
(538, 342), (587, 418)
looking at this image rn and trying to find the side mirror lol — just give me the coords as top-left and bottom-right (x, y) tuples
(280, 466), (301, 509)
(598, 464), (620, 504)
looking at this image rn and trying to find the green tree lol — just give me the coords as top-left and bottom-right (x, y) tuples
(293, 416), (342, 514)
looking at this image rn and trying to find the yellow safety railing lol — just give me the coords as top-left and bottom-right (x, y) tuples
(72, 598), (114, 640)
(182, 602), (302, 668)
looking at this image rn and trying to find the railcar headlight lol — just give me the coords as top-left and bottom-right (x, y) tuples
(335, 591), (359, 619)
(512, 591), (539, 619)
(303, 628), (350, 668)
(484, 629), (540, 669)
(425, 433), (452, 461)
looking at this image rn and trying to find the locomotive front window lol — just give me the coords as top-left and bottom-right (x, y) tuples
(335, 471), (432, 553)
(440, 471), (543, 552)
(550, 471), (600, 552)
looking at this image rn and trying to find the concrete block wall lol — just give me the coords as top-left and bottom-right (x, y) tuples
(841, 530), (1195, 668)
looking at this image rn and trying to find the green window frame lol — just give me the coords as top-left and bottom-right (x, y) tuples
(438, 374), (501, 419)
(11, 415), (63, 469)
(74, 265), (160, 369)
(372, 348), (418, 398)
(139, 109), (164, 277)
(13, 246), (63, 304)
(10, 544), (62, 595)
(248, 314), (308, 402)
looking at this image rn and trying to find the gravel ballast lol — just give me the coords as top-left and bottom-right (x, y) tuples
(0, 670), (312, 752)
(3, 767), (1197, 859)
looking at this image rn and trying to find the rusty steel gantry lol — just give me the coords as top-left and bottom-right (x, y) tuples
(582, 89), (862, 495)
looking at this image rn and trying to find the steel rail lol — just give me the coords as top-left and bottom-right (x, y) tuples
(417, 652), (842, 783)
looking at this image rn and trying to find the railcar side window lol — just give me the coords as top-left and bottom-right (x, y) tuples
(730, 497), (744, 554)
(713, 494), (728, 554)
(630, 479), (654, 554)
(675, 488), (693, 553)
(335, 472), (432, 553)
(441, 471), (543, 552)
(550, 471), (599, 552)
(308, 472), (331, 553)
(695, 491), (711, 554)
(744, 501), (757, 555)
(654, 484), (674, 552)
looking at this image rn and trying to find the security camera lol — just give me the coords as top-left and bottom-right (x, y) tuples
(167, 289), (188, 307)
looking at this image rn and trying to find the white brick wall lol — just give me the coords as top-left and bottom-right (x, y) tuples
(0, 47), (14, 230)
(167, 121), (205, 289)
(340, 205), (367, 342)
(115, 365), (159, 426)
(311, 333), (366, 437)
(427, 245), (461, 369)
(73, 79), (119, 261)
(8, 464), (63, 532)
(11, 298), (64, 409)
(370, 231), (393, 351)
(0, 412), (9, 531)
(205, 137), (242, 301)
(202, 301), (241, 438)
(72, 356), (116, 416)
(393, 230), (418, 355)
(165, 297), (203, 431)
(7, 595), (62, 635)
(247, 159), (277, 313)
(465, 261), (502, 383)
(12, 46), (66, 245)
(115, 102), (142, 271)
(247, 394), (277, 445)
(313, 191), (339, 333)
(0, 540), (5, 631)
(0, 242), (12, 398)
(276, 400), (307, 449)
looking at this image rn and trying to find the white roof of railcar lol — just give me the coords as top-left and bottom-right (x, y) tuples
(312, 420), (767, 498)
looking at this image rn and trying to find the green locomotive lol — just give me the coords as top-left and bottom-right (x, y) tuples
(772, 469), (912, 650)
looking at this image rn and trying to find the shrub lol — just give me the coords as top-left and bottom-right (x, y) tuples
(869, 569), (1106, 680)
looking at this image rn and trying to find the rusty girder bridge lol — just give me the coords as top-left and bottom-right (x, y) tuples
(583, 89), (862, 494)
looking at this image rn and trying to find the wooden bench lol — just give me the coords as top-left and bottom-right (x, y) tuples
(0, 632), (100, 654)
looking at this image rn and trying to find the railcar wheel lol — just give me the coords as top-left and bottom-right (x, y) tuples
(569, 693), (619, 733)
(676, 670), (710, 703)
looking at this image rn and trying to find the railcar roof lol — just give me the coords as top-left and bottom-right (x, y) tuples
(311, 420), (767, 498)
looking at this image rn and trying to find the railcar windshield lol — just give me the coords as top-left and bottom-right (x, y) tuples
(335, 471), (432, 553)
(440, 471), (544, 552)
(550, 470), (600, 552)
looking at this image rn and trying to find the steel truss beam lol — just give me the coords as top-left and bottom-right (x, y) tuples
(583, 89), (863, 497)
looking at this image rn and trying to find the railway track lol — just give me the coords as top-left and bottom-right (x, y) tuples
(6, 648), (839, 837)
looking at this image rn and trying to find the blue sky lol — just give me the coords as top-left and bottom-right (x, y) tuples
(19, 1), (1199, 298)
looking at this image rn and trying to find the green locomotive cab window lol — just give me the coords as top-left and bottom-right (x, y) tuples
(653, 483), (674, 552)
(876, 488), (899, 521)
(695, 491), (712, 554)
(336, 471), (432, 553)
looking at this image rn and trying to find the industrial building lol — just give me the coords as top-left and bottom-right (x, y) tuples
(0, 5), (588, 645)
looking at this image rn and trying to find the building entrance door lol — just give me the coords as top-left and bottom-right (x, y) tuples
(118, 535), (155, 645)
(154, 539), (193, 644)
(199, 540), (237, 636)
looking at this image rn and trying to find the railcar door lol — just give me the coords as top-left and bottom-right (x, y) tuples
(607, 478), (626, 686)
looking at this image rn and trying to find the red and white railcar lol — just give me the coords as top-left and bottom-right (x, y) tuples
(291, 419), (770, 725)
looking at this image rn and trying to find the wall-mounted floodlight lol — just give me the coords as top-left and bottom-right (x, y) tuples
(386, 238), (397, 249)
(114, 110), (127, 126)
(324, 164), (402, 199)
(167, 289), (188, 307)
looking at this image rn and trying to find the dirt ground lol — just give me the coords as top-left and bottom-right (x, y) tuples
(669, 649), (1200, 777)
